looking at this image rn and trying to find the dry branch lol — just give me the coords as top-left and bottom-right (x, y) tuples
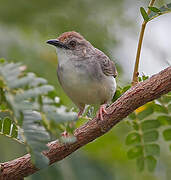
(0, 66), (171, 180)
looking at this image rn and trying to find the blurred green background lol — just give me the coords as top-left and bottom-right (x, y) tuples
(0, 0), (171, 179)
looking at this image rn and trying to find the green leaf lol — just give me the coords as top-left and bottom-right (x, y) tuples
(0, 104), (7, 111)
(3, 117), (11, 135)
(157, 116), (171, 125)
(132, 121), (139, 131)
(127, 145), (143, 159)
(5, 92), (22, 122)
(112, 85), (131, 102)
(125, 132), (141, 145)
(138, 77), (142, 82)
(0, 116), (20, 142)
(112, 89), (121, 102)
(137, 106), (153, 120)
(141, 120), (160, 131)
(9, 73), (35, 89)
(43, 105), (77, 124)
(163, 129), (171, 141)
(143, 130), (159, 143)
(162, 94), (171, 103)
(0, 63), (21, 84)
(142, 75), (149, 81)
(152, 104), (168, 114)
(148, 6), (161, 13)
(22, 111), (50, 169)
(144, 144), (160, 157)
(168, 104), (171, 112)
(0, 58), (5, 64)
(145, 156), (157, 172)
(15, 85), (54, 102)
(11, 124), (18, 138)
(29, 77), (47, 88)
(122, 85), (131, 93)
(128, 112), (136, 120)
(136, 156), (144, 172)
(140, 7), (150, 21)
(148, 3), (171, 20)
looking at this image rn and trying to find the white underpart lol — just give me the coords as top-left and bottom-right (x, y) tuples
(56, 48), (116, 107)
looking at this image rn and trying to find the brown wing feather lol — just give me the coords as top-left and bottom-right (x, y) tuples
(95, 49), (117, 78)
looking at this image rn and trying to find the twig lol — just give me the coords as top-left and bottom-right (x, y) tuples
(132, 0), (156, 86)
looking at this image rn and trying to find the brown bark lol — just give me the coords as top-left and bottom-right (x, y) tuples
(0, 66), (171, 180)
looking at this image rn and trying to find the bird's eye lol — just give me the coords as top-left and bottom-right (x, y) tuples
(69, 40), (76, 48)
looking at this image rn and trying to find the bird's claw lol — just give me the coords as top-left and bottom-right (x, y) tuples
(96, 104), (108, 121)
(61, 131), (69, 137)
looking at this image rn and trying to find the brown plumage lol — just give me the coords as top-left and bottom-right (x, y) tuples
(58, 31), (83, 42)
(47, 31), (117, 120)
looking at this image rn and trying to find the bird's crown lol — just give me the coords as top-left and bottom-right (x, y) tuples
(58, 31), (84, 42)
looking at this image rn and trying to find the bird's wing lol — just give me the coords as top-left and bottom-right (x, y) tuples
(95, 49), (117, 78)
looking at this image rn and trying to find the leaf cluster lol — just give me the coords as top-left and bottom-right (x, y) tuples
(126, 92), (171, 172)
(0, 59), (77, 168)
(140, 3), (171, 22)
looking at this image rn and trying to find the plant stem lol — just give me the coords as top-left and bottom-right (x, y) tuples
(132, 0), (156, 86)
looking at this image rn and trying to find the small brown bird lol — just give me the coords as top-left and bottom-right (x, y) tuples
(47, 31), (117, 120)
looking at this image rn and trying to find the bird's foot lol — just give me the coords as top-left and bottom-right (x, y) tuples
(96, 104), (108, 121)
(61, 131), (69, 137)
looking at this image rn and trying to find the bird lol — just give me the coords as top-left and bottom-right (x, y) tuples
(46, 31), (117, 121)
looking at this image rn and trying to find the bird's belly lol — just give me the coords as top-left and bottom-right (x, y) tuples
(58, 63), (116, 105)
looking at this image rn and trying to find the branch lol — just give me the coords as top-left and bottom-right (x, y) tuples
(0, 66), (171, 180)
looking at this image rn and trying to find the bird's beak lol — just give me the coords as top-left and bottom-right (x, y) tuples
(46, 39), (69, 49)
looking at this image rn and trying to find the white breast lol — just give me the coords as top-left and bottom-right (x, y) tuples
(57, 49), (116, 106)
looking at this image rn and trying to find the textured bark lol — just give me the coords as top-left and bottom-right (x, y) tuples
(0, 66), (171, 180)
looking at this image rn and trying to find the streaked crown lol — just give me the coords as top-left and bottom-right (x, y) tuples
(58, 31), (84, 42)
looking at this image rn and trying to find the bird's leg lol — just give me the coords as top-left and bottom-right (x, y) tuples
(96, 104), (108, 121)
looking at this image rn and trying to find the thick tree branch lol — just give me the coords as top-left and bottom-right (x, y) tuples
(0, 66), (171, 180)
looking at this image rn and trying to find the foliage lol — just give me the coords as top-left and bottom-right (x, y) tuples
(112, 84), (131, 102)
(126, 87), (171, 172)
(140, 3), (171, 22)
(112, 74), (171, 172)
(128, 2), (171, 172)
(0, 59), (77, 168)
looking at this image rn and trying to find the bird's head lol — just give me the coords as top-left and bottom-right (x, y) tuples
(46, 31), (92, 58)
